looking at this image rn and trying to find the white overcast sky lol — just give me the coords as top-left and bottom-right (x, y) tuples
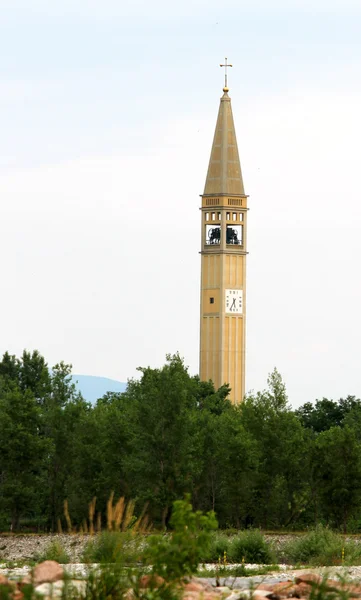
(1, 0), (361, 407)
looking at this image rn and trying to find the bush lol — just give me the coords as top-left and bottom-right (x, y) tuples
(282, 525), (361, 566)
(199, 533), (231, 563)
(36, 541), (70, 564)
(83, 531), (142, 564)
(145, 495), (217, 581)
(228, 529), (275, 564)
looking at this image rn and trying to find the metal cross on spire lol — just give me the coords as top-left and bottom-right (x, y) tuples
(220, 57), (233, 90)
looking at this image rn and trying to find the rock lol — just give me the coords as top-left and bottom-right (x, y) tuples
(33, 561), (64, 585)
(138, 574), (165, 589)
(183, 593), (202, 600)
(256, 585), (278, 592)
(184, 582), (207, 593)
(216, 587), (231, 594)
(19, 575), (32, 587)
(287, 583), (312, 597)
(35, 581), (64, 598)
(226, 591), (252, 600)
(0, 574), (12, 586)
(12, 591), (24, 600)
(295, 574), (322, 586)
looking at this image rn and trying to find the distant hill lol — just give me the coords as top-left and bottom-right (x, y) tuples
(72, 374), (127, 404)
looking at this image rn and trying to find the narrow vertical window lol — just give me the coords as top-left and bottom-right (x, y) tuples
(226, 212), (230, 221)
(232, 212), (237, 221)
(211, 212), (216, 221)
(205, 212), (209, 221)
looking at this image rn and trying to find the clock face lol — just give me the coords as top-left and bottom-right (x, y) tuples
(225, 289), (243, 314)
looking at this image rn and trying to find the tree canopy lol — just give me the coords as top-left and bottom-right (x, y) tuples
(0, 350), (361, 532)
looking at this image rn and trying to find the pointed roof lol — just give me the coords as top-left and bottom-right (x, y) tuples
(203, 89), (245, 196)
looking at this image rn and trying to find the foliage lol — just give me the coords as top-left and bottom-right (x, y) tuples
(145, 495), (217, 581)
(282, 525), (361, 565)
(83, 531), (141, 564)
(85, 565), (128, 600)
(227, 529), (275, 564)
(201, 533), (231, 563)
(4, 348), (361, 533)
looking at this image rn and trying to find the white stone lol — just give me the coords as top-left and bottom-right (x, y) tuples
(35, 581), (64, 597)
(227, 591), (252, 600)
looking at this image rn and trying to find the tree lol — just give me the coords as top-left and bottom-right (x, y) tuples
(0, 379), (49, 529)
(240, 369), (310, 528)
(41, 362), (89, 530)
(296, 396), (361, 433)
(313, 426), (361, 532)
(122, 354), (205, 526)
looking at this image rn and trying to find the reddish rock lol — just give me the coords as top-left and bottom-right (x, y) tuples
(268, 582), (295, 597)
(32, 560), (64, 584)
(295, 574), (322, 586)
(182, 593), (201, 600)
(12, 590), (24, 600)
(138, 574), (165, 589)
(0, 574), (12, 586)
(184, 582), (207, 593)
(203, 594), (223, 600)
(19, 576), (32, 588)
(348, 586), (361, 598)
(289, 582), (313, 597)
(256, 585), (278, 592)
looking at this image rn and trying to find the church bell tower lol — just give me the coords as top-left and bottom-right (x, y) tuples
(199, 64), (248, 404)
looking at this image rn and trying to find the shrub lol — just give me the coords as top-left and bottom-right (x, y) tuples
(228, 529), (275, 564)
(83, 531), (141, 564)
(282, 525), (361, 566)
(199, 533), (231, 563)
(36, 540), (70, 564)
(145, 495), (218, 581)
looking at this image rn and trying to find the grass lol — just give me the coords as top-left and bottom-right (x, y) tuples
(197, 563), (280, 577)
(82, 531), (143, 564)
(281, 525), (361, 566)
(200, 529), (276, 565)
(35, 540), (70, 564)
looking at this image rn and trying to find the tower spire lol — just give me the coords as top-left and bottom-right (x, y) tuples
(203, 80), (245, 197)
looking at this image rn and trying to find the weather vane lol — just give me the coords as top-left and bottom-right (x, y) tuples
(220, 57), (233, 91)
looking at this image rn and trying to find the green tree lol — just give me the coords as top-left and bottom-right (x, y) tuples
(313, 426), (361, 532)
(42, 362), (89, 530)
(296, 396), (361, 433)
(122, 354), (204, 526)
(0, 379), (50, 529)
(241, 369), (310, 528)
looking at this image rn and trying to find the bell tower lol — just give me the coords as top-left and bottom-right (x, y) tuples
(199, 67), (248, 404)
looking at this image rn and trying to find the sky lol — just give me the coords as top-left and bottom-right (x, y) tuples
(1, 0), (361, 407)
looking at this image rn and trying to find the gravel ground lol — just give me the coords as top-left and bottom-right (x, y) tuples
(0, 534), (89, 562)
